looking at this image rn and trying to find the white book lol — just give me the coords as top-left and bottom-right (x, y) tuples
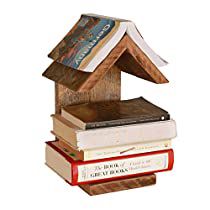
(52, 115), (177, 150)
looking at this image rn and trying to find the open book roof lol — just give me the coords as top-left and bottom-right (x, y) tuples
(43, 14), (169, 92)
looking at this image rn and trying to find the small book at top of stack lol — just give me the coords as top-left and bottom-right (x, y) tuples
(46, 97), (177, 185)
(61, 97), (170, 130)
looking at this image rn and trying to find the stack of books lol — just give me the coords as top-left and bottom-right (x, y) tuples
(45, 97), (177, 186)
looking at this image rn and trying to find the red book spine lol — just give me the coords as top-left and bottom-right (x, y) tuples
(46, 141), (174, 186)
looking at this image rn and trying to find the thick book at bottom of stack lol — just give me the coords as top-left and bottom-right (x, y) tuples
(46, 140), (174, 185)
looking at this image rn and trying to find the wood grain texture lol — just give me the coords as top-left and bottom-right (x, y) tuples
(76, 34), (168, 91)
(78, 38), (127, 92)
(42, 62), (90, 91)
(120, 35), (169, 84)
(116, 50), (155, 82)
(43, 35), (168, 92)
(55, 65), (120, 113)
(79, 174), (156, 196)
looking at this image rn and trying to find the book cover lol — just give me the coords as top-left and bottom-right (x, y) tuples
(45, 141), (174, 185)
(48, 14), (167, 72)
(48, 15), (119, 71)
(57, 136), (172, 161)
(52, 115), (176, 149)
(61, 97), (170, 130)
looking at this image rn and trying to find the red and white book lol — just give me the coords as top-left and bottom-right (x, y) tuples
(45, 141), (174, 185)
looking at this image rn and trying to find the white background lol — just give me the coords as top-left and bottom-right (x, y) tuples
(1, 0), (210, 209)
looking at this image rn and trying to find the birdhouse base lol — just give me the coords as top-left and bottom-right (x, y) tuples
(79, 174), (156, 196)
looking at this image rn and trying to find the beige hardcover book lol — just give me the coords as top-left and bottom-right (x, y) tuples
(55, 135), (171, 161)
(52, 114), (176, 150)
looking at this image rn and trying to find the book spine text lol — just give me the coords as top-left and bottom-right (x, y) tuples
(76, 150), (173, 183)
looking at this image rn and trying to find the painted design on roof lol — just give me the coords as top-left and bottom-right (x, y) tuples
(49, 15), (119, 70)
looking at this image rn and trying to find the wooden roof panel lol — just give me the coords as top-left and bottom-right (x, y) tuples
(42, 62), (90, 91)
(42, 35), (168, 92)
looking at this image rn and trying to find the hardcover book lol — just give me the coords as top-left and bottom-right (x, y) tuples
(48, 14), (167, 72)
(57, 137), (172, 161)
(52, 114), (177, 149)
(45, 141), (174, 185)
(61, 97), (170, 130)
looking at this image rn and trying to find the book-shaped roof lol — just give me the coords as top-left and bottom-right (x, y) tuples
(43, 14), (169, 92)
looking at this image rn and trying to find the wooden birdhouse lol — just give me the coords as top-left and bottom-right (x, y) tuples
(43, 14), (176, 195)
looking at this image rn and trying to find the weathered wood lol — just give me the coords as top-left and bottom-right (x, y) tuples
(116, 50), (155, 82)
(43, 62), (90, 91)
(78, 41), (126, 92)
(122, 35), (168, 84)
(78, 35), (168, 91)
(77, 35), (168, 91)
(79, 174), (156, 196)
(43, 35), (168, 92)
(55, 65), (121, 113)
